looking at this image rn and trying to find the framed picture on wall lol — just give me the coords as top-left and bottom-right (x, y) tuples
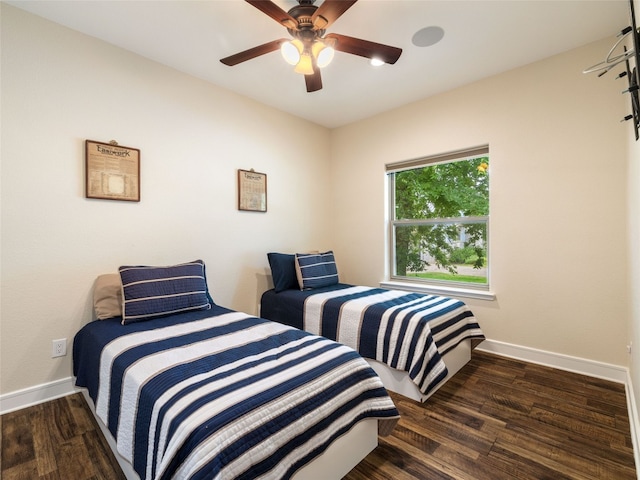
(85, 140), (140, 202)
(238, 169), (267, 212)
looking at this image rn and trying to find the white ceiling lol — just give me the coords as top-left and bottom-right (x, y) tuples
(6, 0), (630, 128)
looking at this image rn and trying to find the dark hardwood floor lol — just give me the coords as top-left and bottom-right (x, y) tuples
(1, 351), (636, 479)
(1, 390), (125, 480)
(346, 352), (636, 480)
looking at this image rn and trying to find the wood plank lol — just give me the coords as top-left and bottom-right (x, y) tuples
(495, 427), (635, 480)
(1, 409), (35, 470)
(486, 444), (579, 480)
(1, 459), (40, 480)
(82, 429), (127, 480)
(53, 435), (99, 480)
(29, 404), (58, 477)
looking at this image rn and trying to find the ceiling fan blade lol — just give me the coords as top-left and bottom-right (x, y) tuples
(220, 39), (287, 66)
(325, 33), (402, 64)
(245, 0), (297, 29)
(311, 0), (358, 29)
(305, 68), (323, 92)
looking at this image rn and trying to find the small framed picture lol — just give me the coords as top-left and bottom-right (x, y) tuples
(85, 140), (140, 202)
(238, 169), (267, 212)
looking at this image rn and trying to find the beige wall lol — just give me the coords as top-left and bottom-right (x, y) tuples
(0, 5), (332, 395)
(1, 4), (635, 401)
(330, 37), (631, 367)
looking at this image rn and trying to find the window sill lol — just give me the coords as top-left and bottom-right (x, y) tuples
(379, 280), (496, 301)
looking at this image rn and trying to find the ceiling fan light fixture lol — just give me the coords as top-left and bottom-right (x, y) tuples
(370, 58), (385, 67)
(316, 46), (335, 68)
(221, 0), (403, 92)
(294, 53), (314, 75)
(281, 39), (303, 65)
(313, 41), (335, 68)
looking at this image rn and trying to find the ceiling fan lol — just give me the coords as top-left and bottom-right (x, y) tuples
(220, 0), (402, 92)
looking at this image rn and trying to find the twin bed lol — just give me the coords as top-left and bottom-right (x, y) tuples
(261, 251), (485, 403)
(73, 255), (484, 479)
(260, 283), (484, 403)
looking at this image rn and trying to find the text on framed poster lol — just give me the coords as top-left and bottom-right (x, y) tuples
(86, 140), (140, 202)
(238, 169), (267, 212)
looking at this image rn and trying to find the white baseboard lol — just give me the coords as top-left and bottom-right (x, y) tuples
(0, 376), (78, 415)
(625, 371), (640, 480)
(476, 339), (628, 383)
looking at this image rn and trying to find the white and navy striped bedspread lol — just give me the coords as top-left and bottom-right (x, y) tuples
(73, 307), (399, 480)
(302, 286), (485, 397)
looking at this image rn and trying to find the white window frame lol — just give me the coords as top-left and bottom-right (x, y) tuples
(383, 146), (495, 301)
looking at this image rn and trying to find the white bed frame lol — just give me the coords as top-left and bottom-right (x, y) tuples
(81, 389), (378, 480)
(365, 338), (472, 402)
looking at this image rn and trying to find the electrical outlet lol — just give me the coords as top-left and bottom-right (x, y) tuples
(52, 338), (67, 358)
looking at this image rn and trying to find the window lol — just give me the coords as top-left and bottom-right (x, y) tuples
(387, 146), (489, 289)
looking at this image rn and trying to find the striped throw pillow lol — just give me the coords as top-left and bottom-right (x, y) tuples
(119, 260), (211, 324)
(295, 251), (339, 290)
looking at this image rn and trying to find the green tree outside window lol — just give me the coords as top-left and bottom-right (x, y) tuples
(391, 156), (489, 285)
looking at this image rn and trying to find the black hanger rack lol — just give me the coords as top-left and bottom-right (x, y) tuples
(627, 0), (640, 140)
(584, 0), (640, 140)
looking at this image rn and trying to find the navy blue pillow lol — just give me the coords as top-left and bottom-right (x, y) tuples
(267, 253), (299, 292)
(119, 260), (211, 324)
(295, 251), (339, 289)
